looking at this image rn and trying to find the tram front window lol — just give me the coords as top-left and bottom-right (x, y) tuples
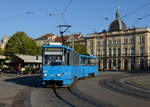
(44, 55), (62, 66)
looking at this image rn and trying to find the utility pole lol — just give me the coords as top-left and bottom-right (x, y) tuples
(57, 25), (72, 46)
(72, 33), (74, 50)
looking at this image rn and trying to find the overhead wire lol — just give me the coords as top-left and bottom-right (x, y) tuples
(1, 10), (35, 23)
(60, 0), (73, 34)
(133, 13), (150, 26)
(48, 0), (73, 31)
(61, 0), (73, 16)
(121, 1), (150, 19)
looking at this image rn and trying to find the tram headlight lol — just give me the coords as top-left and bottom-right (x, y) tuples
(57, 74), (61, 77)
(44, 73), (47, 77)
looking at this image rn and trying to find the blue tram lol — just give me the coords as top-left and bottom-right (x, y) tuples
(42, 43), (99, 86)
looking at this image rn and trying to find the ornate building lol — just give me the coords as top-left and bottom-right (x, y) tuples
(87, 8), (150, 71)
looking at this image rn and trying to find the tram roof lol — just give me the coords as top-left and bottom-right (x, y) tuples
(80, 54), (97, 59)
(43, 44), (72, 50)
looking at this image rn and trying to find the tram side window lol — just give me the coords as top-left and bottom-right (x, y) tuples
(88, 58), (91, 65)
(88, 58), (97, 66)
(80, 57), (84, 65)
(82, 57), (87, 66)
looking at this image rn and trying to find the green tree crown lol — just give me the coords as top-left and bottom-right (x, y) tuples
(70, 43), (88, 55)
(5, 31), (41, 56)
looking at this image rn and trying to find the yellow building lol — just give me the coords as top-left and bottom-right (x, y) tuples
(87, 9), (150, 71)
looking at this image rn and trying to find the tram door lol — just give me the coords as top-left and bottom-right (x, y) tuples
(64, 49), (72, 79)
(81, 57), (87, 77)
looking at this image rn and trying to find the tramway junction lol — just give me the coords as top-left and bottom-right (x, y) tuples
(0, 72), (150, 107)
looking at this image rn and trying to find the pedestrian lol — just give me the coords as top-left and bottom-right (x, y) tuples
(21, 67), (25, 74)
(17, 64), (21, 75)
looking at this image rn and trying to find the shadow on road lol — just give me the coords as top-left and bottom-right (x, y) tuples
(4, 75), (43, 88)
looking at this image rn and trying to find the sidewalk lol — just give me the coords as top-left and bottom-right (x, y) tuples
(0, 75), (27, 107)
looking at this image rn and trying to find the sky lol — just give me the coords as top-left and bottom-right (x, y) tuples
(0, 0), (150, 39)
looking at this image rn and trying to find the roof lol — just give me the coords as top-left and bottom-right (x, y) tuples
(72, 33), (83, 38)
(53, 33), (83, 42)
(109, 8), (127, 32)
(13, 54), (42, 63)
(109, 19), (127, 31)
(54, 36), (69, 42)
(35, 33), (55, 40)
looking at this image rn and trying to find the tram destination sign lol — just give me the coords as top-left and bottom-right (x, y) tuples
(44, 51), (62, 55)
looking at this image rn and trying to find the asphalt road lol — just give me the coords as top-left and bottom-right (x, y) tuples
(0, 72), (150, 107)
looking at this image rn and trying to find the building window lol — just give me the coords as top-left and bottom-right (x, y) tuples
(140, 59), (145, 70)
(97, 41), (100, 47)
(109, 40), (112, 45)
(98, 36), (101, 40)
(124, 59), (128, 70)
(103, 48), (106, 56)
(140, 47), (144, 55)
(90, 40), (93, 47)
(118, 48), (121, 56)
(118, 59), (121, 70)
(140, 37), (145, 43)
(109, 59), (112, 69)
(97, 49), (100, 56)
(113, 48), (116, 56)
(130, 38), (135, 44)
(91, 49), (93, 55)
(103, 40), (106, 46)
(113, 59), (116, 66)
(131, 47), (135, 55)
(113, 40), (116, 45)
(131, 58), (135, 70)
(124, 48), (128, 55)
(103, 59), (107, 69)
(124, 38), (128, 44)
(117, 39), (121, 45)
(109, 48), (112, 56)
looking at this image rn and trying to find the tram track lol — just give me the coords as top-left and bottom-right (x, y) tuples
(99, 74), (150, 101)
(51, 85), (103, 107)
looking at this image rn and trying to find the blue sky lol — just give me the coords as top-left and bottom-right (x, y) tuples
(0, 0), (150, 39)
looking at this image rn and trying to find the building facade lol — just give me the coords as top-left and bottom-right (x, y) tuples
(35, 32), (85, 46)
(87, 8), (150, 71)
(0, 35), (9, 49)
(35, 33), (57, 46)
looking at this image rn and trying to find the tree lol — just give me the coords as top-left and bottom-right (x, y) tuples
(0, 48), (4, 55)
(5, 31), (41, 57)
(73, 43), (88, 55)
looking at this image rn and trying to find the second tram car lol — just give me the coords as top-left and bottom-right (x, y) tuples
(42, 43), (99, 86)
